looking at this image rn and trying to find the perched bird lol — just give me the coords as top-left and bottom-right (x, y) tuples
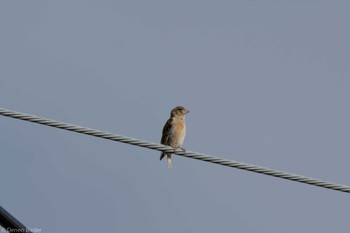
(160, 106), (189, 168)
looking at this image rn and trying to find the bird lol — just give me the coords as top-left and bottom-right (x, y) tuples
(160, 106), (189, 168)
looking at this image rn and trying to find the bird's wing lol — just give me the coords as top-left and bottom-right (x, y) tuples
(160, 118), (175, 160)
(161, 117), (174, 145)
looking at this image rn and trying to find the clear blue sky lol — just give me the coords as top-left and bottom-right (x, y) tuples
(1, 1), (350, 232)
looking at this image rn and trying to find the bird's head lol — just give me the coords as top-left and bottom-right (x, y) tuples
(170, 106), (189, 117)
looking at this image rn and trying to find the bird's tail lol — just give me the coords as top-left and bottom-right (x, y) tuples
(167, 154), (172, 169)
(160, 152), (172, 169)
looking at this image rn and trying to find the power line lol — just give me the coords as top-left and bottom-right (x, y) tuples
(0, 205), (32, 233)
(0, 107), (349, 194)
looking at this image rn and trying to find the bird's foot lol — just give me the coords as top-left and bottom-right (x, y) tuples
(172, 147), (186, 153)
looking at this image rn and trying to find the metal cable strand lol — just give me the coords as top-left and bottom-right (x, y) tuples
(0, 206), (32, 233)
(1, 107), (349, 194)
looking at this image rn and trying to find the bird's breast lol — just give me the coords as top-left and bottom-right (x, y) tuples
(173, 120), (186, 146)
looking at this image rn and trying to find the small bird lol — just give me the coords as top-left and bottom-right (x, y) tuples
(160, 106), (189, 168)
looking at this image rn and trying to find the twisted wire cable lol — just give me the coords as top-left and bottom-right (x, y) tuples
(1, 107), (349, 194)
(0, 205), (32, 233)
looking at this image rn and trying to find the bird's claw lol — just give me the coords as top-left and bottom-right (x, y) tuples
(172, 147), (186, 153)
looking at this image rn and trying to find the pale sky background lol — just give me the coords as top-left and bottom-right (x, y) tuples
(1, 1), (350, 232)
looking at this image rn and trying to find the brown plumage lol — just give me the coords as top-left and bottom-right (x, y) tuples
(160, 106), (189, 168)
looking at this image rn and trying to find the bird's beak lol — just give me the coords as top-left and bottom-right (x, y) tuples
(186, 109), (190, 114)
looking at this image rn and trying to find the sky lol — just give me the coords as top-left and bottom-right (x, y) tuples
(1, 1), (350, 232)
